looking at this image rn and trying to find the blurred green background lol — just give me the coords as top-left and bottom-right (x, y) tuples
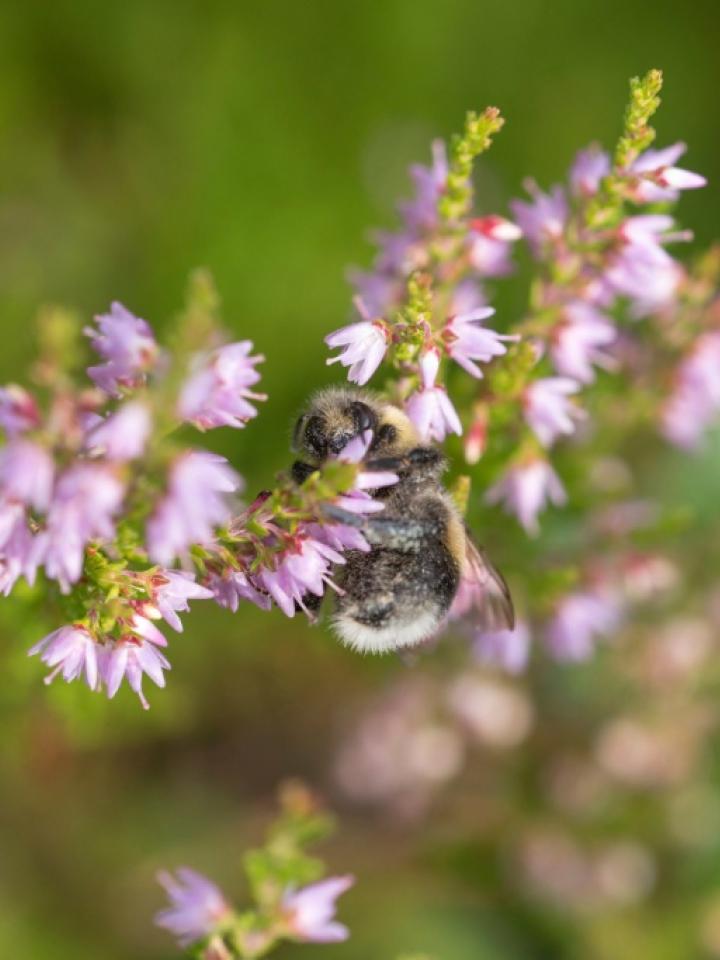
(0, 2), (719, 958)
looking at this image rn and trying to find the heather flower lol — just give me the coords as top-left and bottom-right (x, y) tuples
(0, 384), (40, 435)
(178, 342), (266, 430)
(661, 332), (720, 449)
(629, 142), (707, 203)
(570, 146), (610, 197)
(546, 590), (622, 660)
(282, 875), (354, 943)
(207, 569), (271, 613)
(0, 439), (54, 510)
(551, 302), (617, 383)
(325, 316), (390, 386)
(445, 307), (518, 379)
(29, 625), (98, 689)
(147, 452), (241, 565)
(85, 401), (152, 461)
(467, 216), (522, 276)
(156, 868), (232, 948)
(606, 215), (685, 317)
(150, 570), (214, 630)
(257, 535), (346, 617)
(405, 349), (462, 442)
(101, 632), (171, 710)
(485, 459), (567, 535)
(86, 301), (158, 396)
(474, 621), (531, 674)
(400, 139), (448, 230)
(523, 377), (584, 447)
(347, 268), (401, 318)
(511, 184), (568, 256)
(41, 464), (125, 588)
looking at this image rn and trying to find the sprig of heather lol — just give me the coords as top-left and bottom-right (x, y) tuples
(155, 784), (355, 959)
(324, 68), (715, 671)
(7, 273), (391, 707)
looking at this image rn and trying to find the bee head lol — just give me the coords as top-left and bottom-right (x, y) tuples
(292, 388), (379, 461)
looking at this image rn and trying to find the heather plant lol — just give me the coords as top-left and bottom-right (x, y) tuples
(0, 68), (717, 954)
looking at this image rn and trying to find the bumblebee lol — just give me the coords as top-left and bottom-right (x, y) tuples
(291, 387), (514, 654)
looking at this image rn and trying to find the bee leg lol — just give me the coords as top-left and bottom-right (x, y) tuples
(364, 447), (444, 474)
(321, 505), (442, 552)
(291, 460), (318, 484)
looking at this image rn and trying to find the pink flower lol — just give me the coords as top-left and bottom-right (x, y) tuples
(207, 569), (271, 613)
(606, 215), (685, 317)
(523, 377), (584, 447)
(467, 216), (522, 276)
(178, 342), (266, 430)
(546, 590), (622, 660)
(570, 146), (610, 197)
(149, 570), (214, 630)
(156, 868), (232, 948)
(511, 184), (568, 256)
(551, 302), (617, 383)
(0, 384), (41, 435)
(147, 452), (241, 565)
(661, 332), (720, 449)
(86, 302), (158, 396)
(629, 142), (707, 203)
(474, 621), (531, 674)
(485, 459), (567, 535)
(325, 316), (389, 386)
(29, 625), (98, 689)
(0, 439), (54, 510)
(41, 464), (125, 589)
(85, 401), (152, 461)
(405, 349), (462, 442)
(257, 534), (346, 618)
(445, 307), (519, 379)
(282, 875), (354, 943)
(101, 631), (171, 710)
(400, 139), (448, 230)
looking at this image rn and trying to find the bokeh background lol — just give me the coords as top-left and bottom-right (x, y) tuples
(0, 2), (719, 958)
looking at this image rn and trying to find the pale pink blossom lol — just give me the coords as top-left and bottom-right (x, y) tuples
(207, 569), (271, 613)
(405, 349), (462, 442)
(85, 301), (158, 396)
(178, 342), (266, 430)
(551, 302), (617, 383)
(325, 318), (389, 386)
(474, 621), (531, 674)
(85, 401), (152, 461)
(147, 452), (241, 565)
(156, 868), (232, 948)
(661, 332), (720, 449)
(629, 142), (706, 203)
(150, 570), (214, 631)
(570, 146), (610, 197)
(282, 876), (354, 943)
(546, 590), (622, 660)
(485, 460), (567, 535)
(29, 625), (98, 689)
(445, 307), (518, 378)
(0, 439), (54, 510)
(0, 384), (41, 435)
(101, 633), (171, 710)
(400, 139), (448, 230)
(257, 535), (346, 617)
(511, 184), (568, 256)
(468, 216), (522, 276)
(41, 465), (125, 588)
(606, 215), (686, 317)
(524, 377), (584, 447)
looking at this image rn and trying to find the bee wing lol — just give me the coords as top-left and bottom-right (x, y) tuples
(449, 531), (515, 631)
